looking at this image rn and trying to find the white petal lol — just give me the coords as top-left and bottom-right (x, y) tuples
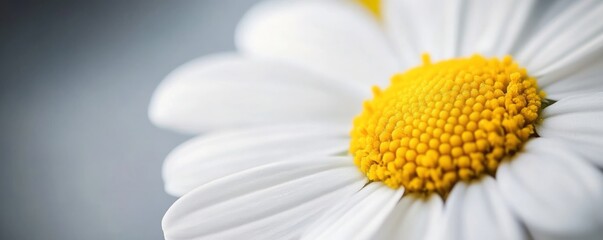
(517, 1), (603, 77)
(435, 182), (467, 240)
(163, 123), (351, 197)
(541, 92), (603, 116)
(383, 0), (463, 63)
(517, 0), (597, 62)
(149, 54), (363, 133)
(374, 194), (444, 240)
(236, 0), (400, 90)
(162, 157), (365, 240)
(497, 138), (603, 239)
(538, 93), (603, 167)
(384, 0), (540, 61)
(539, 57), (603, 100)
(437, 179), (523, 240)
(471, 0), (537, 57)
(301, 183), (404, 240)
(538, 112), (603, 144)
(460, 177), (526, 240)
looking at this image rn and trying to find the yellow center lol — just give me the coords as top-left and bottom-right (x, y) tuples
(350, 54), (544, 196)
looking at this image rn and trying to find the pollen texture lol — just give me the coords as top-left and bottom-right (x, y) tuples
(350, 54), (543, 196)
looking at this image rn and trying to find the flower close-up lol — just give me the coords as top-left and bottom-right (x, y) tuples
(149, 0), (603, 239)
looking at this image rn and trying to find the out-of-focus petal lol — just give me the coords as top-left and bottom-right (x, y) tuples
(236, 0), (400, 90)
(149, 54), (363, 133)
(497, 138), (603, 239)
(434, 179), (526, 240)
(162, 157), (365, 240)
(374, 194), (444, 240)
(302, 183), (403, 240)
(517, 1), (603, 78)
(538, 92), (603, 167)
(163, 123), (349, 196)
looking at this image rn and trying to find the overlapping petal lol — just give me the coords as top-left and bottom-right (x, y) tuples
(374, 194), (444, 240)
(302, 183), (404, 240)
(537, 92), (603, 167)
(517, 1), (603, 78)
(437, 177), (525, 240)
(236, 0), (401, 90)
(497, 138), (603, 239)
(163, 157), (365, 240)
(163, 123), (351, 196)
(149, 54), (362, 133)
(383, 0), (537, 62)
(539, 58), (603, 100)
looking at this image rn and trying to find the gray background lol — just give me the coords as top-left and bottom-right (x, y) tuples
(0, 0), (260, 239)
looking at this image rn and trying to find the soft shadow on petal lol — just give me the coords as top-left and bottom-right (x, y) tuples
(537, 92), (603, 167)
(434, 178), (527, 240)
(460, 177), (526, 240)
(149, 54), (363, 133)
(539, 58), (603, 100)
(163, 123), (350, 197)
(497, 138), (603, 239)
(383, 0), (537, 61)
(162, 157), (365, 240)
(374, 194), (444, 240)
(517, 1), (603, 78)
(432, 182), (467, 240)
(470, 0), (536, 57)
(302, 183), (404, 240)
(236, 0), (400, 90)
(382, 0), (463, 63)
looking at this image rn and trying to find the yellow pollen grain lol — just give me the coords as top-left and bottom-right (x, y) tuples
(350, 54), (543, 196)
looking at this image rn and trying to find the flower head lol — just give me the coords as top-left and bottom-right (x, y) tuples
(150, 0), (603, 239)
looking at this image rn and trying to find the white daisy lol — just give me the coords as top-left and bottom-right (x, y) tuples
(149, 0), (603, 239)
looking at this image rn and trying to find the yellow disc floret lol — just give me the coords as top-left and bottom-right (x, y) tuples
(350, 54), (543, 196)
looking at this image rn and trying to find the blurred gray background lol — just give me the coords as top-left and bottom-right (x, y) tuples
(0, 0), (260, 239)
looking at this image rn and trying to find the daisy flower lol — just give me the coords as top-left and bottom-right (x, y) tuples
(149, 0), (603, 239)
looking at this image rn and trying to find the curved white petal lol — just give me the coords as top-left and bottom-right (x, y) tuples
(162, 157), (365, 240)
(374, 194), (444, 240)
(471, 0), (536, 57)
(538, 112), (603, 144)
(149, 54), (363, 133)
(517, 1), (603, 77)
(236, 0), (400, 90)
(454, 0), (499, 57)
(163, 123), (351, 197)
(461, 177), (526, 240)
(435, 178), (525, 240)
(383, 0), (535, 60)
(540, 92), (603, 117)
(538, 93), (603, 167)
(540, 57), (603, 100)
(497, 138), (603, 239)
(383, 0), (463, 63)
(301, 183), (404, 240)
(435, 182), (467, 240)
